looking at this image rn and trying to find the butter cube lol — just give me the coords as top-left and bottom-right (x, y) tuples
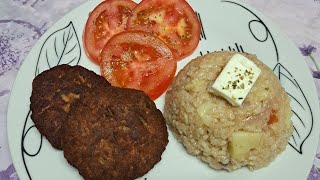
(208, 54), (261, 106)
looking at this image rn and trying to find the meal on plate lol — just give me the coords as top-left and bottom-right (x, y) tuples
(164, 51), (293, 170)
(30, 64), (168, 179)
(83, 0), (201, 100)
(30, 64), (110, 149)
(30, 0), (293, 177)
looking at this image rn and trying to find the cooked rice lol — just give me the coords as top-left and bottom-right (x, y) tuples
(164, 51), (292, 170)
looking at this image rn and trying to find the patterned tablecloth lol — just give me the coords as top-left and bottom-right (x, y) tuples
(0, 0), (319, 179)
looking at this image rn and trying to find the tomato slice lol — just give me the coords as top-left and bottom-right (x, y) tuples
(126, 0), (200, 61)
(100, 31), (177, 100)
(84, 0), (137, 63)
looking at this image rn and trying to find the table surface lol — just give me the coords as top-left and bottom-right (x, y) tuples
(0, 0), (319, 179)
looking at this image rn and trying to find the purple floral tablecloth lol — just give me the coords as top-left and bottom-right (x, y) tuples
(0, 0), (319, 179)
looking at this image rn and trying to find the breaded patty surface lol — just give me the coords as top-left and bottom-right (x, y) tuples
(30, 64), (110, 149)
(62, 86), (168, 180)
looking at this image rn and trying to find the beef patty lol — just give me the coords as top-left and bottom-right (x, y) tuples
(30, 64), (110, 149)
(62, 86), (168, 180)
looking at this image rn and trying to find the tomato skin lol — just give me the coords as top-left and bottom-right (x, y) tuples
(100, 31), (177, 100)
(127, 0), (201, 61)
(83, 0), (137, 64)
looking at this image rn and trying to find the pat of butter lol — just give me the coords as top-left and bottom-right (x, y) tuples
(208, 54), (261, 106)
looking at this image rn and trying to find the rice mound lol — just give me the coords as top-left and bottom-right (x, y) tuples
(164, 51), (293, 171)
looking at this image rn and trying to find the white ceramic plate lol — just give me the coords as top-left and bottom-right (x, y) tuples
(7, 0), (320, 179)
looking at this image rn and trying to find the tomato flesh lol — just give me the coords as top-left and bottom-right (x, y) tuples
(268, 109), (278, 125)
(127, 0), (200, 61)
(100, 31), (177, 100)
(84, 0), (137, 63)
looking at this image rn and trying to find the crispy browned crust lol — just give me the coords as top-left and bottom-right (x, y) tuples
(62, 86), (168, 180)
(30, 64), (110, 149)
